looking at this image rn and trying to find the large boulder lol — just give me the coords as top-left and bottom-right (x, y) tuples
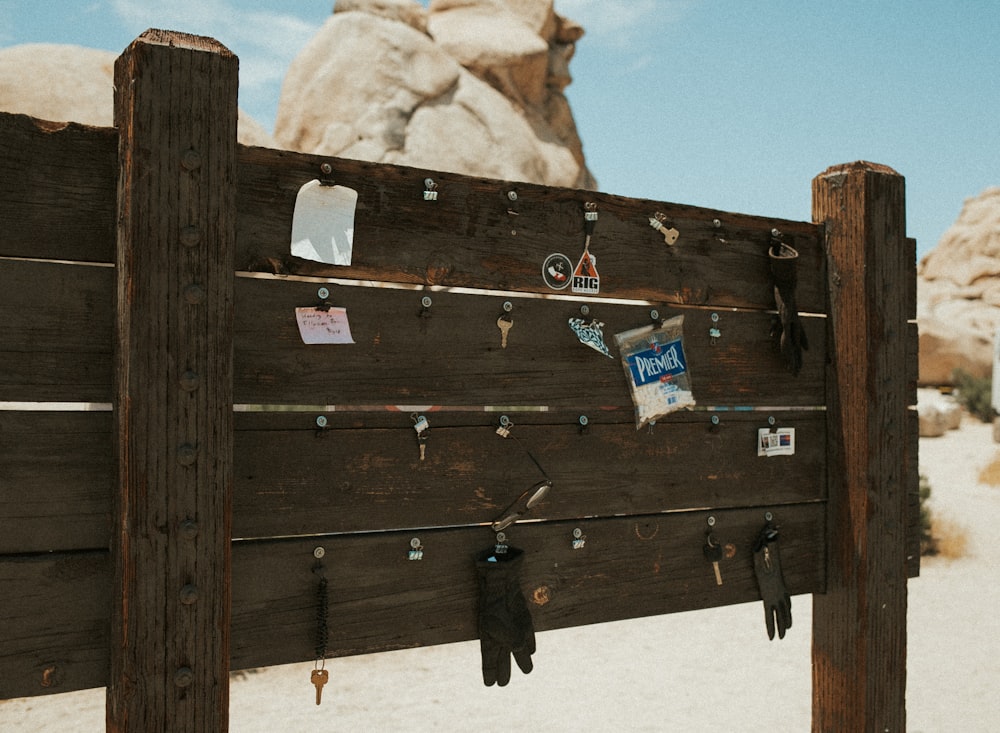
(274, 0), (595, 189)
(918, 187), (1000, 384)
(0, 43), (274, 147)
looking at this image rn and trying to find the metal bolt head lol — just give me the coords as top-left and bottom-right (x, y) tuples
(573, 528), (583, 539)
(713, 219), (722, 228)
(174, 667), (195, 688)
(768, 416), (776, 426)
(650, 309), (660, 321)
(580, 304), (590, 316)
(313, 546), (326, 559)
(316, 415), (328, 428)
(707, 515), (716, 527)
(317, 287), (330, 300)
(578, 415), (589, 426)
(503, 300), (513, 313)
(507, 190), (518, 201)
(410, 537), (422, 549)
(711, 312), (719, 323)
(421, 296), (433, 309)
(711, 415), (720, 425)
(320, 163), (333, 175)
(765, 511), (774, 522)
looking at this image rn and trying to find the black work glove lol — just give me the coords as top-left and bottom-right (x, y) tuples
(475, 546), (536, 686)
(752, 524), (792, 640)
(769, 242), (809, 376)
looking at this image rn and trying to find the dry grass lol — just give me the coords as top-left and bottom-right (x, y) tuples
(927, 515), (970, 561)
(977, 455), (1000, 486)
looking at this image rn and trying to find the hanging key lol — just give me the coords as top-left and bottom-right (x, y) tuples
(412, 414), (429, 461)
(704, 534), (724, 585)
(497, 314), (513, 349)
(311, 668), (329, 705)
(417, 430), (428, 461)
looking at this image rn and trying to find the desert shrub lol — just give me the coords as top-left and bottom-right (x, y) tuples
(919, 473), (935, 556)
(919, 473), (969, 559)
(952, 369), (995, 423)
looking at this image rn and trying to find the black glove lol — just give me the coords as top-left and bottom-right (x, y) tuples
(752, 524), (792, 640)
(475, 545), (536, 686)
(769, 242), (809, 376)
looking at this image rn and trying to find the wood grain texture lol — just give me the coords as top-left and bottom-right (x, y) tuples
(0, 409), (825, 552)
(811, 162), (910, 732)
(234, 275), (826, 407)
(109, 30), (237, 733)
(0, 260), (827, 406)
(0, 411), (113, 553)
(0, 113), (116, 263)
(0, 259), (113, 403)
(0, 502), (825, 699)
(236, 147), (826, 311)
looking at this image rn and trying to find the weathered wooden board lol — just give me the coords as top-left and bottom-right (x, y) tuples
(0, 550), (110, 701)
(0, 409), (825, 553)
(0, 113), (116, 263)
(231, 410), (826, 539)
(236, 146), (827, 311)
(0, 259), (828, 406)
(234, 275), (827, 407)
(0, 111), (825, 313)
(0, 411), (113, 553)
(0, 259), (114, 403)
(0, 503), (824, 699)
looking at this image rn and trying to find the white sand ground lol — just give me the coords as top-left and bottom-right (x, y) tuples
(2, 415), (998, 732)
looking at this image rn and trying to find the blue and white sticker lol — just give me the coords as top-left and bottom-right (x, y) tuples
(626, 339), (688, 387)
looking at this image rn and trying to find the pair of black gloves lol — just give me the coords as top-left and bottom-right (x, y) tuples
(474, 525), (791, 689)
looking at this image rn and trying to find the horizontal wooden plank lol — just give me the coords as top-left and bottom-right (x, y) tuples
(0, 259), (113, 402)
(0, 409), (825, 552)
(0, 113), (824, 313)
(234, 275), (826, 407)
(0, 411), (113, 553)
(232, 410), (826, 539)
(0, 550), (109, 700)
(0, 261), (826, 406)
(0, 503), (824, 698)
(0, 113), (117, 263)
(237, 146), (826, 311)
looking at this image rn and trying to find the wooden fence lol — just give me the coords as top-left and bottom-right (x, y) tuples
(0, 30), (918, 731)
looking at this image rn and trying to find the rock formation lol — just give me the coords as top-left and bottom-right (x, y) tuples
(918, 187), (1000, 383)
(0, 43), (273, 146)
(274, 0), (595, 189)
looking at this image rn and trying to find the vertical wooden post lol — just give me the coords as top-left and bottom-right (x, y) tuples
(812, 162), (909, 731)
(109, 30), (237, 732)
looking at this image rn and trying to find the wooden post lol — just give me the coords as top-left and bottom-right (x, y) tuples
(811, 162), (909, 731)
(109, 30), (237, 732)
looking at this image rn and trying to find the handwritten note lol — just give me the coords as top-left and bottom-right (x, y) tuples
(295, 307), (356, 344)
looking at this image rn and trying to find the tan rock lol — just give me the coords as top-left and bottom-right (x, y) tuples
(918, 187), (1000, 384)
(0, 43), (274, 147)
(428, 0), (549, 106)
(334, 0), (428, 33)
(275, 3), (595, 190)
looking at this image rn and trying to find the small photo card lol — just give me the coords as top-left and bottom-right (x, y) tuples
(295, 307), (355, 344)
(757, 427), (795, 457)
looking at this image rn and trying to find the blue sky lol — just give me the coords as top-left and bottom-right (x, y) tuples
(4, 0), (998, 259)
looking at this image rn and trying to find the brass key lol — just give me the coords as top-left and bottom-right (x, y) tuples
(497, 315), (513, 348)
(311, 668), (328, 705)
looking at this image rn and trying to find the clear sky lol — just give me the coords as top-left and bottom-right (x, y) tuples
(3, 0), (998, 259)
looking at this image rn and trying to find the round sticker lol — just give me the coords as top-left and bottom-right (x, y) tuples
(542, 253), (573, 290)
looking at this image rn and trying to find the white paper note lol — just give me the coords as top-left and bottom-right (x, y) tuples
(290, 179), (358, 266)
